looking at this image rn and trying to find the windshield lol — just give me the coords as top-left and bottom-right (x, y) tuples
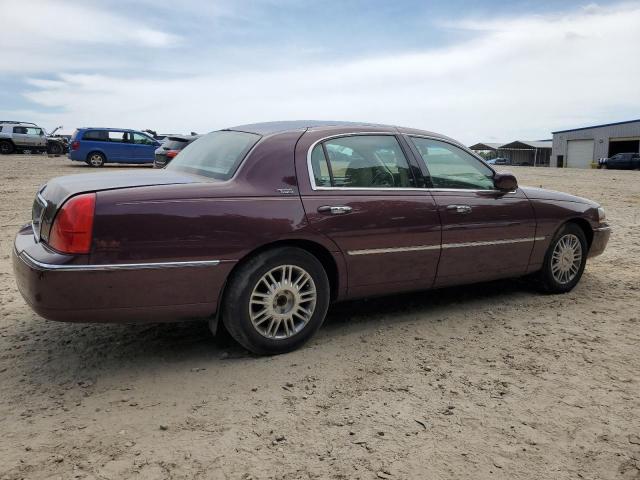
(166, 130), (260, 180)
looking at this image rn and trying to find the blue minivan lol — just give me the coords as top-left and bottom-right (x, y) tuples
(68, 128), (161, 167)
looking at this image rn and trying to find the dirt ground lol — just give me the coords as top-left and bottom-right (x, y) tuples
(0, 154), (639, 480)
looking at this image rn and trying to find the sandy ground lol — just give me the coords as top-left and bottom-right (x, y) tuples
(0, 154), (639, 480)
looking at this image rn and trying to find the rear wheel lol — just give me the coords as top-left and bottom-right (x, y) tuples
(0, 141), (14, 155)
(222, 247), (330, 355)
(538, 223), (588, 293)
(87, 152), (105, 167)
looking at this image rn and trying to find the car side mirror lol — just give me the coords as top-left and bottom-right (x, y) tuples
(493, 172), (518, 191)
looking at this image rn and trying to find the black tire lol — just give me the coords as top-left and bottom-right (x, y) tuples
(537, 223), (588, 293)
(87, 151), (105, 167)
(222, 247), (330, 355)
(48, 142), (63, 155)
(0, 141), (14, 155)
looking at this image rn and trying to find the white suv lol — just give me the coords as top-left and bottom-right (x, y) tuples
(0, 121), (66, 155)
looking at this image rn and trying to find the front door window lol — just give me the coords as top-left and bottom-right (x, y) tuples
(410, 137), (495, 190)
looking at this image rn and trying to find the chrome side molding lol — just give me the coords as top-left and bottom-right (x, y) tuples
(18, 251), (222, 272)
(348, 236), (546, 256)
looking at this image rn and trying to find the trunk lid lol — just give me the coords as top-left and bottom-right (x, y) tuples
(33, 170), (205, 244)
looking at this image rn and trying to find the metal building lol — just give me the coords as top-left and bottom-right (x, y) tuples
(469, 140), (551, 166)
(551, 119), (640, 169)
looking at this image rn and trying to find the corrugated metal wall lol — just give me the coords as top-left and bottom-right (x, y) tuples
(552, 121), (640, 167)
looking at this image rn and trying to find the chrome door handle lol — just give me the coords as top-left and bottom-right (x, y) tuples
(318, 205), (352, 215)
(446, 204), (472, 214)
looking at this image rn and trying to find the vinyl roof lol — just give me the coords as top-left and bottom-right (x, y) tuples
(552, 119), (640, 134)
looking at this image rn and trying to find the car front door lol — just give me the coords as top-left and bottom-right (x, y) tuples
(407, 136), (537, 287)
(296, 130), (441, 298)
(131, 132), (158, 163)
(26, 127), (46, 149)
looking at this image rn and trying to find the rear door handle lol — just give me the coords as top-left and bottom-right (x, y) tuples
(318, 205), (352, 215)
(446, 204), (472, 214)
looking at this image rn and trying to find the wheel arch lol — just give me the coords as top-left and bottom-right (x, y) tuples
(210, 238), (344, 336)
(86, 149), (107, 161)
(234, 239), (342, 301)
(565, 217), (594, 249)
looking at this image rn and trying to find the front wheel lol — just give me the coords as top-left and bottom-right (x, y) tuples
(221, 247), (330, 355)
(48, 142), (63, 155)
(538, 223), (588, 293)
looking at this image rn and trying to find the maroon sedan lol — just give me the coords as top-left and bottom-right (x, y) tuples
(13, 121), (610, 354)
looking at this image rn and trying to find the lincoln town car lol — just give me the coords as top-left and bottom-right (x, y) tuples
(13, 121), (611, 354)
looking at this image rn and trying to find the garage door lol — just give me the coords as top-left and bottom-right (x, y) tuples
(567, 139), (594, 168)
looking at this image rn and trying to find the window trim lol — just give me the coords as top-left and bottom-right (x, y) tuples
(306, 132), (424, 191)
(306, 132), (505, 193)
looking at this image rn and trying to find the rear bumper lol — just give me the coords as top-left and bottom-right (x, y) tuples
(588, 225), (611, 258)
(13, 224), (234, 323)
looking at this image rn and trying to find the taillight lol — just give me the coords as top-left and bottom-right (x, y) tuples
(166, 150), (179, 158)
(71, 140), (80, 151)
(48, 193), (96, 254)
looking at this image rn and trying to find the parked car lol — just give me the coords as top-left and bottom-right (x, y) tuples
(486, 157), (510, 165)
(68, 128), (161, 167)
(0, 121), (67, 155)
(599, 152), (640, 170)
(154, 135), (200, 168)
(13, 121), (610, 355)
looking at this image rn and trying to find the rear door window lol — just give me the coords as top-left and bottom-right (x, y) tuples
(310, 135), (415, 188)
(108, 131), (129, 143)
(13, 126), (27, 134)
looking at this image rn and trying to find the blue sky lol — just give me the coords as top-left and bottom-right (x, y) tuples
(1, 0), (639, 143)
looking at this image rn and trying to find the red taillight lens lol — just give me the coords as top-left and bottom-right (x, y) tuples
(71, 140), (80, 151)
(166, 150), (179, 158)
(49, 193), (96, 254)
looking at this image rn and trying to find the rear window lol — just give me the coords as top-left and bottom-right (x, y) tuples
(166, 131), (260, 180)
(162, 137), (191, 150)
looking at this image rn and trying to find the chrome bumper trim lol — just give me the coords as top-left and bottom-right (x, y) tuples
(18, 251), (221, 272)
(347, 236), (545, 256)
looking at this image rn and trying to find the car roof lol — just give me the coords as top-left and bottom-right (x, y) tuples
(79, 127), (144, 132)
(225, 120), (456, 144)
(1, 121), (40, 127)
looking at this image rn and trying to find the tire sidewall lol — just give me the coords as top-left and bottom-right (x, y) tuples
(87, 152), (105, 167)
(0, 141), (13, 154)
(542, 223), (588, 293)
(222, 248), (330, 355)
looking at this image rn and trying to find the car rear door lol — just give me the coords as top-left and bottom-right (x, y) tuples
(12, 126), (29, 148)
(107, 131), (131, 161)
(406, 135), (537, 287)
(295, 129), (441, 298)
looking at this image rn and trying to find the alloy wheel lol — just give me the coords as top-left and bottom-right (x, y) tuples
(249, 265), (317, 339)
(551, 233), (583, 284)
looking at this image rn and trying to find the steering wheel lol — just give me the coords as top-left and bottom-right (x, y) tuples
(371, 168), (395, 187)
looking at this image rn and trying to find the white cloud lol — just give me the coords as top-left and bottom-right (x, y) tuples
(0, 0), (181, 73)
(3, 2), (640, 143)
